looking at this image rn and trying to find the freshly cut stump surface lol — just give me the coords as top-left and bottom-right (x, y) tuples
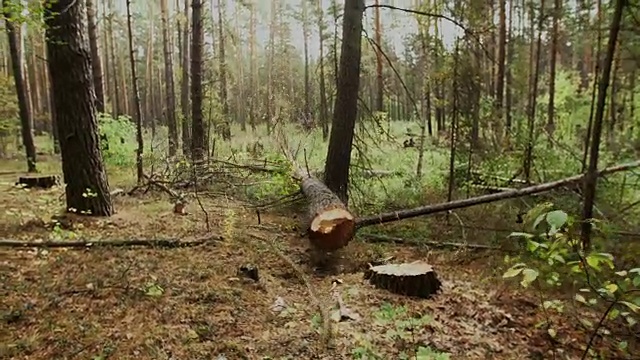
(301, 176), (355, 251)
(364, 261), (442, 299)
(17, 175), (59, 189)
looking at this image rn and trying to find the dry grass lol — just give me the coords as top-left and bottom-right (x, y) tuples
(0, 157), (630, 360)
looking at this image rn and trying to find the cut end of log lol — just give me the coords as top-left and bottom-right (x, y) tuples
(16, 175), (59, 189)
(364, 261), (442, 299)
(308, 207), (356, 251)
(310, 208), (354, 233)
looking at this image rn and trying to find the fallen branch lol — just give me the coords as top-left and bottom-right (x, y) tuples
(0, 235), (222, 249)
(360, 233), (502, 250)
(357, 160), (640, 228)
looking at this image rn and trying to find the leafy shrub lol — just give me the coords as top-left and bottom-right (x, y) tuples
(503, 204), (640, 357)
(97, 113), (137, 167)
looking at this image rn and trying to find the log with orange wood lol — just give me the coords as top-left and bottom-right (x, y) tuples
(294, 167), (356, 251)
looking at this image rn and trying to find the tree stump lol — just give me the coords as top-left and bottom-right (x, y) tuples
(17, 175), (59, 189)
(364, 261), (442, 299)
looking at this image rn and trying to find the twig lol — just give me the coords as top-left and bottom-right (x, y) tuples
(192, 163), (211, 232)
(0, 235), (222, 249)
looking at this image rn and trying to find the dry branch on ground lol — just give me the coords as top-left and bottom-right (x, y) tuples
(0, 234), (222, 248)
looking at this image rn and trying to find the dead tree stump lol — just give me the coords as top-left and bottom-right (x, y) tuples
(364, 261), (442, 299)
(17, 175), (59, 189)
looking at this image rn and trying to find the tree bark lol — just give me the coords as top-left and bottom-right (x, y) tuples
(323, 0), (365, 204)
(86, 0), (105, 113)
(495, 0), (506, 113)
(125, 0), (144, 183)
(547, 0), (561, 139)
(179, 0), (192, 154)
(216, 0), (231, 141)
(190, 0), (205, 163)
(44, 0), (113, 216)
(160, 0), (179, 156)
(317, 0), (329, 140)
(3, 0), (37, 172)
(373, 0), (383, 112)
(581, 0), (625, 249)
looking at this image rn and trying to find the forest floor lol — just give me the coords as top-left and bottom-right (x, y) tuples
(0, 157), (630, 360)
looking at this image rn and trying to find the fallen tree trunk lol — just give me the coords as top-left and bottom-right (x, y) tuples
(277, 136), (356, 251)
(299, 173), (356, 251)
(357, 160), (640, 228)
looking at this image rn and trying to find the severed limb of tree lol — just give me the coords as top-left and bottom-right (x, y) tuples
(357, 160), (640, 228)
(0, 234), (222, 249)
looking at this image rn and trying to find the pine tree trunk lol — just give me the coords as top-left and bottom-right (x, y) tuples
(44, 0), (113, 216)
(3, 0), (37, 172)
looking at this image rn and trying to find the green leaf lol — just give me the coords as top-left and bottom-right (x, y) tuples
(521, 268), (539, 287)
(575, 294), (587, 304)
(144, 283), (164, 297)
(633, 276), (640, 288)
(580, 318), (593, 328)
(526, 240), (542, 252)
(533, 214), (546, 230)
(607, 308), (620, 320)
(545, 210), (568, 229)
(503, 263), (526, 278)
(618, 341), (628, 351)
(620, 301), (639, 313)
(604, 283), (618, 294)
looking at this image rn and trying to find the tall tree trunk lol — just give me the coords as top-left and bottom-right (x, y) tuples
(266, 0), (276, 134)
(233, 6), (245, 132)
(179, 0), (191, 154)
(547, 0), (561, 139)
(190, 0), (205, 163)
(581, 0), (625, 248)
(44, 0), (113, 216)
(373, 0), (383, 112)
(216, 0), (230, 141)
(3, 0), (37, 172)
(160, 0), (178, 155)
(323, 0), (364, 204)
(107, 0), (120, 117)
(523, 0), (544, 183)
(317, 0), (329, 140)
(125, 0), (144, 183)
(302, 0), (311, 124)
(145, 11), (155, 128)
(505, 0), (514, 136)
(86, 0), (105, 113)
(248, 2), (257, 132)
(495, 0), (506, 122)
